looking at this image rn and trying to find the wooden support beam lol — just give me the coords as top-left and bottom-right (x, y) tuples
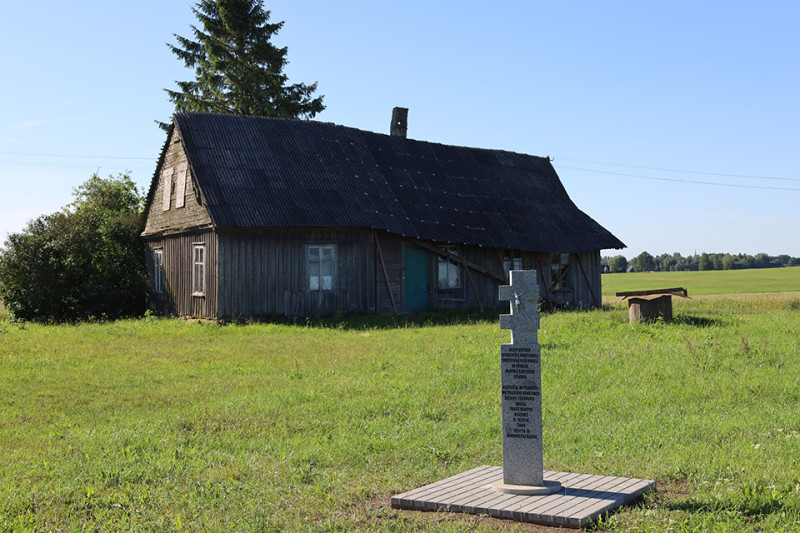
(409, 239), (505, 282)
(536, 254), (553, 310)
(373, 231), (397, 313)
(575, 254), (599, 308)
(496, 248), (509, 284)
(457, 245), (483, 313)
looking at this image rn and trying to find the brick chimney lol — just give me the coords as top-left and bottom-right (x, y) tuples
(390, 107), (408, 138)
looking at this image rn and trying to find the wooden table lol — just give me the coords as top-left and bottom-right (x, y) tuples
(615, 287), (689, 324)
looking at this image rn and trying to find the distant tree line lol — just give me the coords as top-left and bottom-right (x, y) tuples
(602, 252), (800, 273)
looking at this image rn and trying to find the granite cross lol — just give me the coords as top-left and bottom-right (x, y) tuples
(494, 270), (561, 495)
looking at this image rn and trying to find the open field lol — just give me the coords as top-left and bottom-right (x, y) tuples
(601, 266), (800, 298)
(1, 282), (800, 531)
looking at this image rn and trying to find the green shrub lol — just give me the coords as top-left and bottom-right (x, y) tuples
(0, 173), (146, 321)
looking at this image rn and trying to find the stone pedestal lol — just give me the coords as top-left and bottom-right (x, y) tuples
(391, 466), (656, 528)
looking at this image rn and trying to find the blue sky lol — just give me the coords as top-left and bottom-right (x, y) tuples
(2, 1), (798, 259)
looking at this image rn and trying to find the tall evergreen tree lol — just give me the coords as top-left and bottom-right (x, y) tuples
(163, 0), (324, 126)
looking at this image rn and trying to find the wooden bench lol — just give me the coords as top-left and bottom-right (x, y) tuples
(615, 287), (689, 324)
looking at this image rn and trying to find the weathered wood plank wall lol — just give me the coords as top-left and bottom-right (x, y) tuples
(536, 250), (602, 309)
(370, 234), (607, 313)
(145, 230), (218, 318)
(216, 228), (376, 318)
(374, 232), (403, 314)
(575, 250), (602, 308)
(146, 226), (604, 318)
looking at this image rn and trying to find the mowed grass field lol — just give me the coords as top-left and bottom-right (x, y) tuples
(1, 270), (800, 531)
(602, 266), (800, 297)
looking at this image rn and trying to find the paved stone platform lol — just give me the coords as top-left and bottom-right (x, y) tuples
(391, 466), (655, 529)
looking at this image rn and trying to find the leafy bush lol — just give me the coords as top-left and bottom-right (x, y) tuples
(0, 173), (146, 321)
(607, 254), (628, 273)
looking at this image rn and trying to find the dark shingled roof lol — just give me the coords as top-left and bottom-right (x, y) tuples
(171, 113), (624, 253)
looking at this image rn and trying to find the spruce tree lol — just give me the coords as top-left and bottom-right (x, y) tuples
(163, 0), (324, 125)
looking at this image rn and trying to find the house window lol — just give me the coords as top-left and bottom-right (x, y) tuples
(550, 253), (570, 290)
(503, 251), (523, 278)
(153, 248), (165, 293)
(437, 247), (461, 289)
(308, 244), (336, 291)
(193, 243), (205, 295)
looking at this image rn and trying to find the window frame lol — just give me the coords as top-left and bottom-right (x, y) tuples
(550, 253), (571, 291)
(192, 243), (205, 296)
(503, 251), (523, 279)
(153, 248), (165, 294)
(307, 243), (337, 292)
(437, 247), (461, 290)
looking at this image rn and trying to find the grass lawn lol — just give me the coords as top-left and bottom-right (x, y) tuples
(1, 287), (800, 530)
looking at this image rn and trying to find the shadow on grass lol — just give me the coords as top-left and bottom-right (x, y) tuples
(665, 495), (794, 518)
(239, 305), (613, 331)
(247, 309), (505, 330)
(672, 314), (725, 328)
(661, 480), (800, 524)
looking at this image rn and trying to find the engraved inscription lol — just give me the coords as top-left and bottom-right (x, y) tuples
(501, 344), (542, 440)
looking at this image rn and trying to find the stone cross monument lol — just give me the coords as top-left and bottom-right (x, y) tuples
(390, 269), (656, 524)
(493, 270), (561, 495)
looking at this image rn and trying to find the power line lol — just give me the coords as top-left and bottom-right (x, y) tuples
(556, 156), (799, 182)
(0, 160), (153, 172)
(559, 165), (800, 192)
(0, 151), (155, 172)
(1, 149), (796, 191)
(0, 151), (154, 161)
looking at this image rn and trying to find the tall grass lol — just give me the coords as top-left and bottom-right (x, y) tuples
(1, 295), (799, 531)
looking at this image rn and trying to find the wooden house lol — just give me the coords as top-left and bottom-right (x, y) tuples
(140, 111), (624, 319)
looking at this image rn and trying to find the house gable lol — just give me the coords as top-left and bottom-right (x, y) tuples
(142, 127), (213, 237)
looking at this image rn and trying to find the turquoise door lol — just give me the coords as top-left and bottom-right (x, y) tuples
(404, 247), (431, 312)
